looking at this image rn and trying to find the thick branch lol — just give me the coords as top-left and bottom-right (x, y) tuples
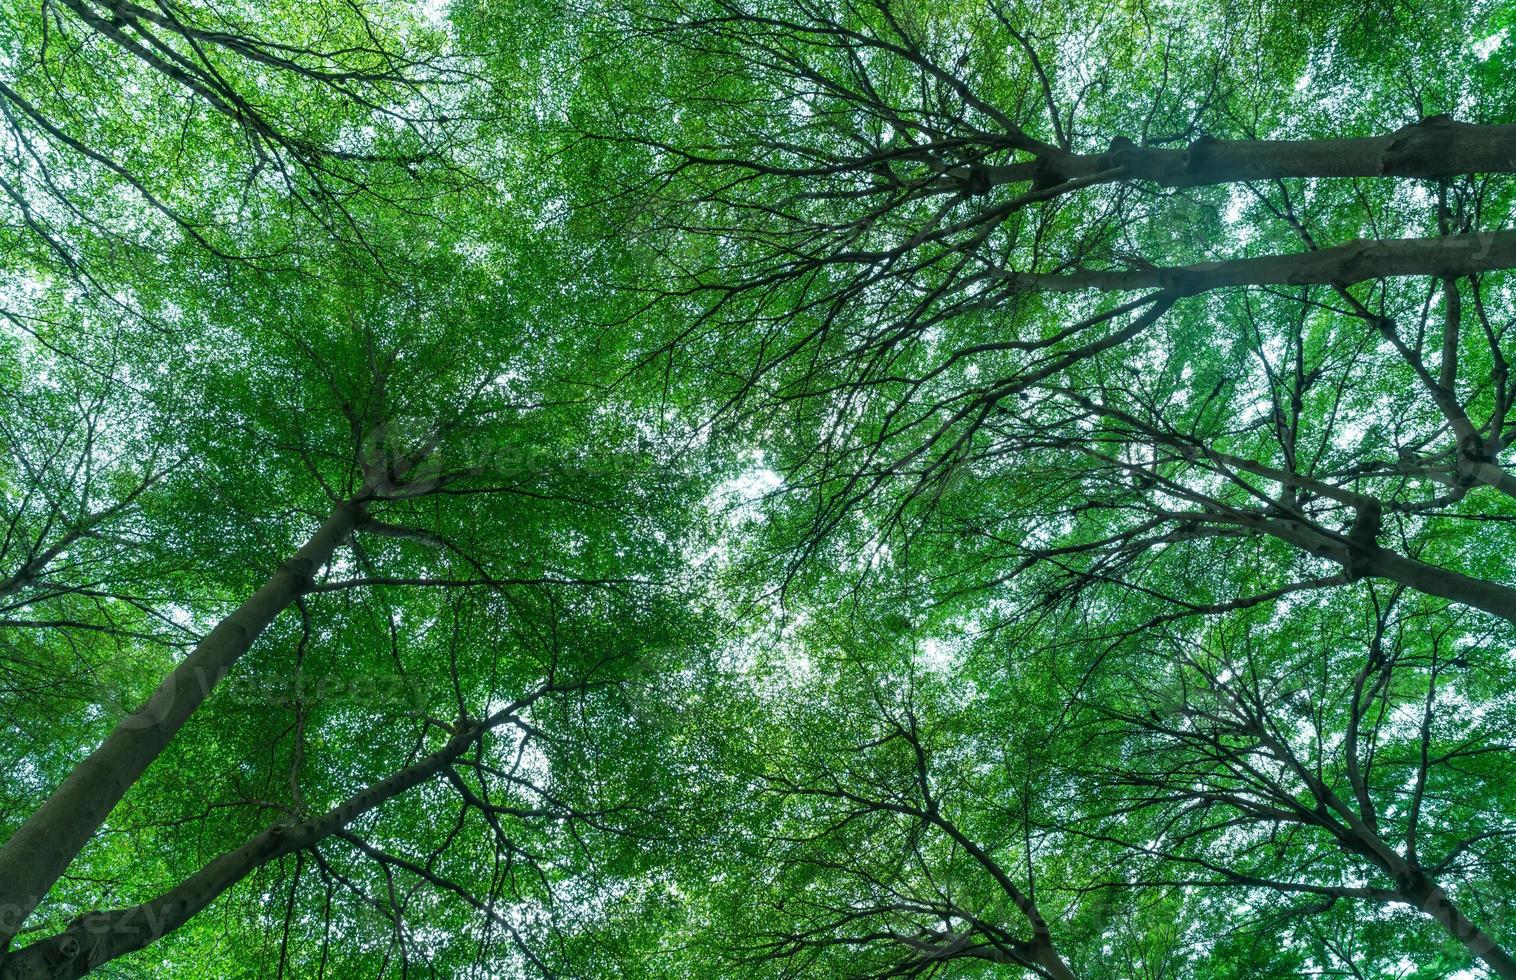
(1004, 231), (1516, 295)
(1019, 119), (1516, 190)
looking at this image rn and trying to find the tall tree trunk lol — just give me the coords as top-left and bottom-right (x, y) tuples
(0, 719), (489, 980)
(0, 499), (366, 950)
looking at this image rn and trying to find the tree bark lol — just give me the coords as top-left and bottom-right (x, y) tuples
(1003, 230), (1516, 296)
(0, 499), (366, 950)
(0, 721), (486, 980)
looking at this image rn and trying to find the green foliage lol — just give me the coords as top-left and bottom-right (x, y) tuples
(3, 1), (1516, 979)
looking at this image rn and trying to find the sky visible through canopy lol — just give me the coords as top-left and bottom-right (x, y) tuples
(1, 1), (1516, 978)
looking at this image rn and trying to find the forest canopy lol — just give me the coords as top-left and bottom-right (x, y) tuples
(2, 0), (1516, 977)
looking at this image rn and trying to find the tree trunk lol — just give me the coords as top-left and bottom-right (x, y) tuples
(0, 499), (366, 950)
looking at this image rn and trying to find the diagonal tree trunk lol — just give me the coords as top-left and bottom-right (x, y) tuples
(0, 499), (367, 951)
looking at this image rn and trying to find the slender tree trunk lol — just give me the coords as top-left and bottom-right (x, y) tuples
(1005, 229), (1516, 295)
(0, 499), (366, 950)
(0, 720), (487, 980)
(0, 478), (159, 603)
(0, 529), (88, 602)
